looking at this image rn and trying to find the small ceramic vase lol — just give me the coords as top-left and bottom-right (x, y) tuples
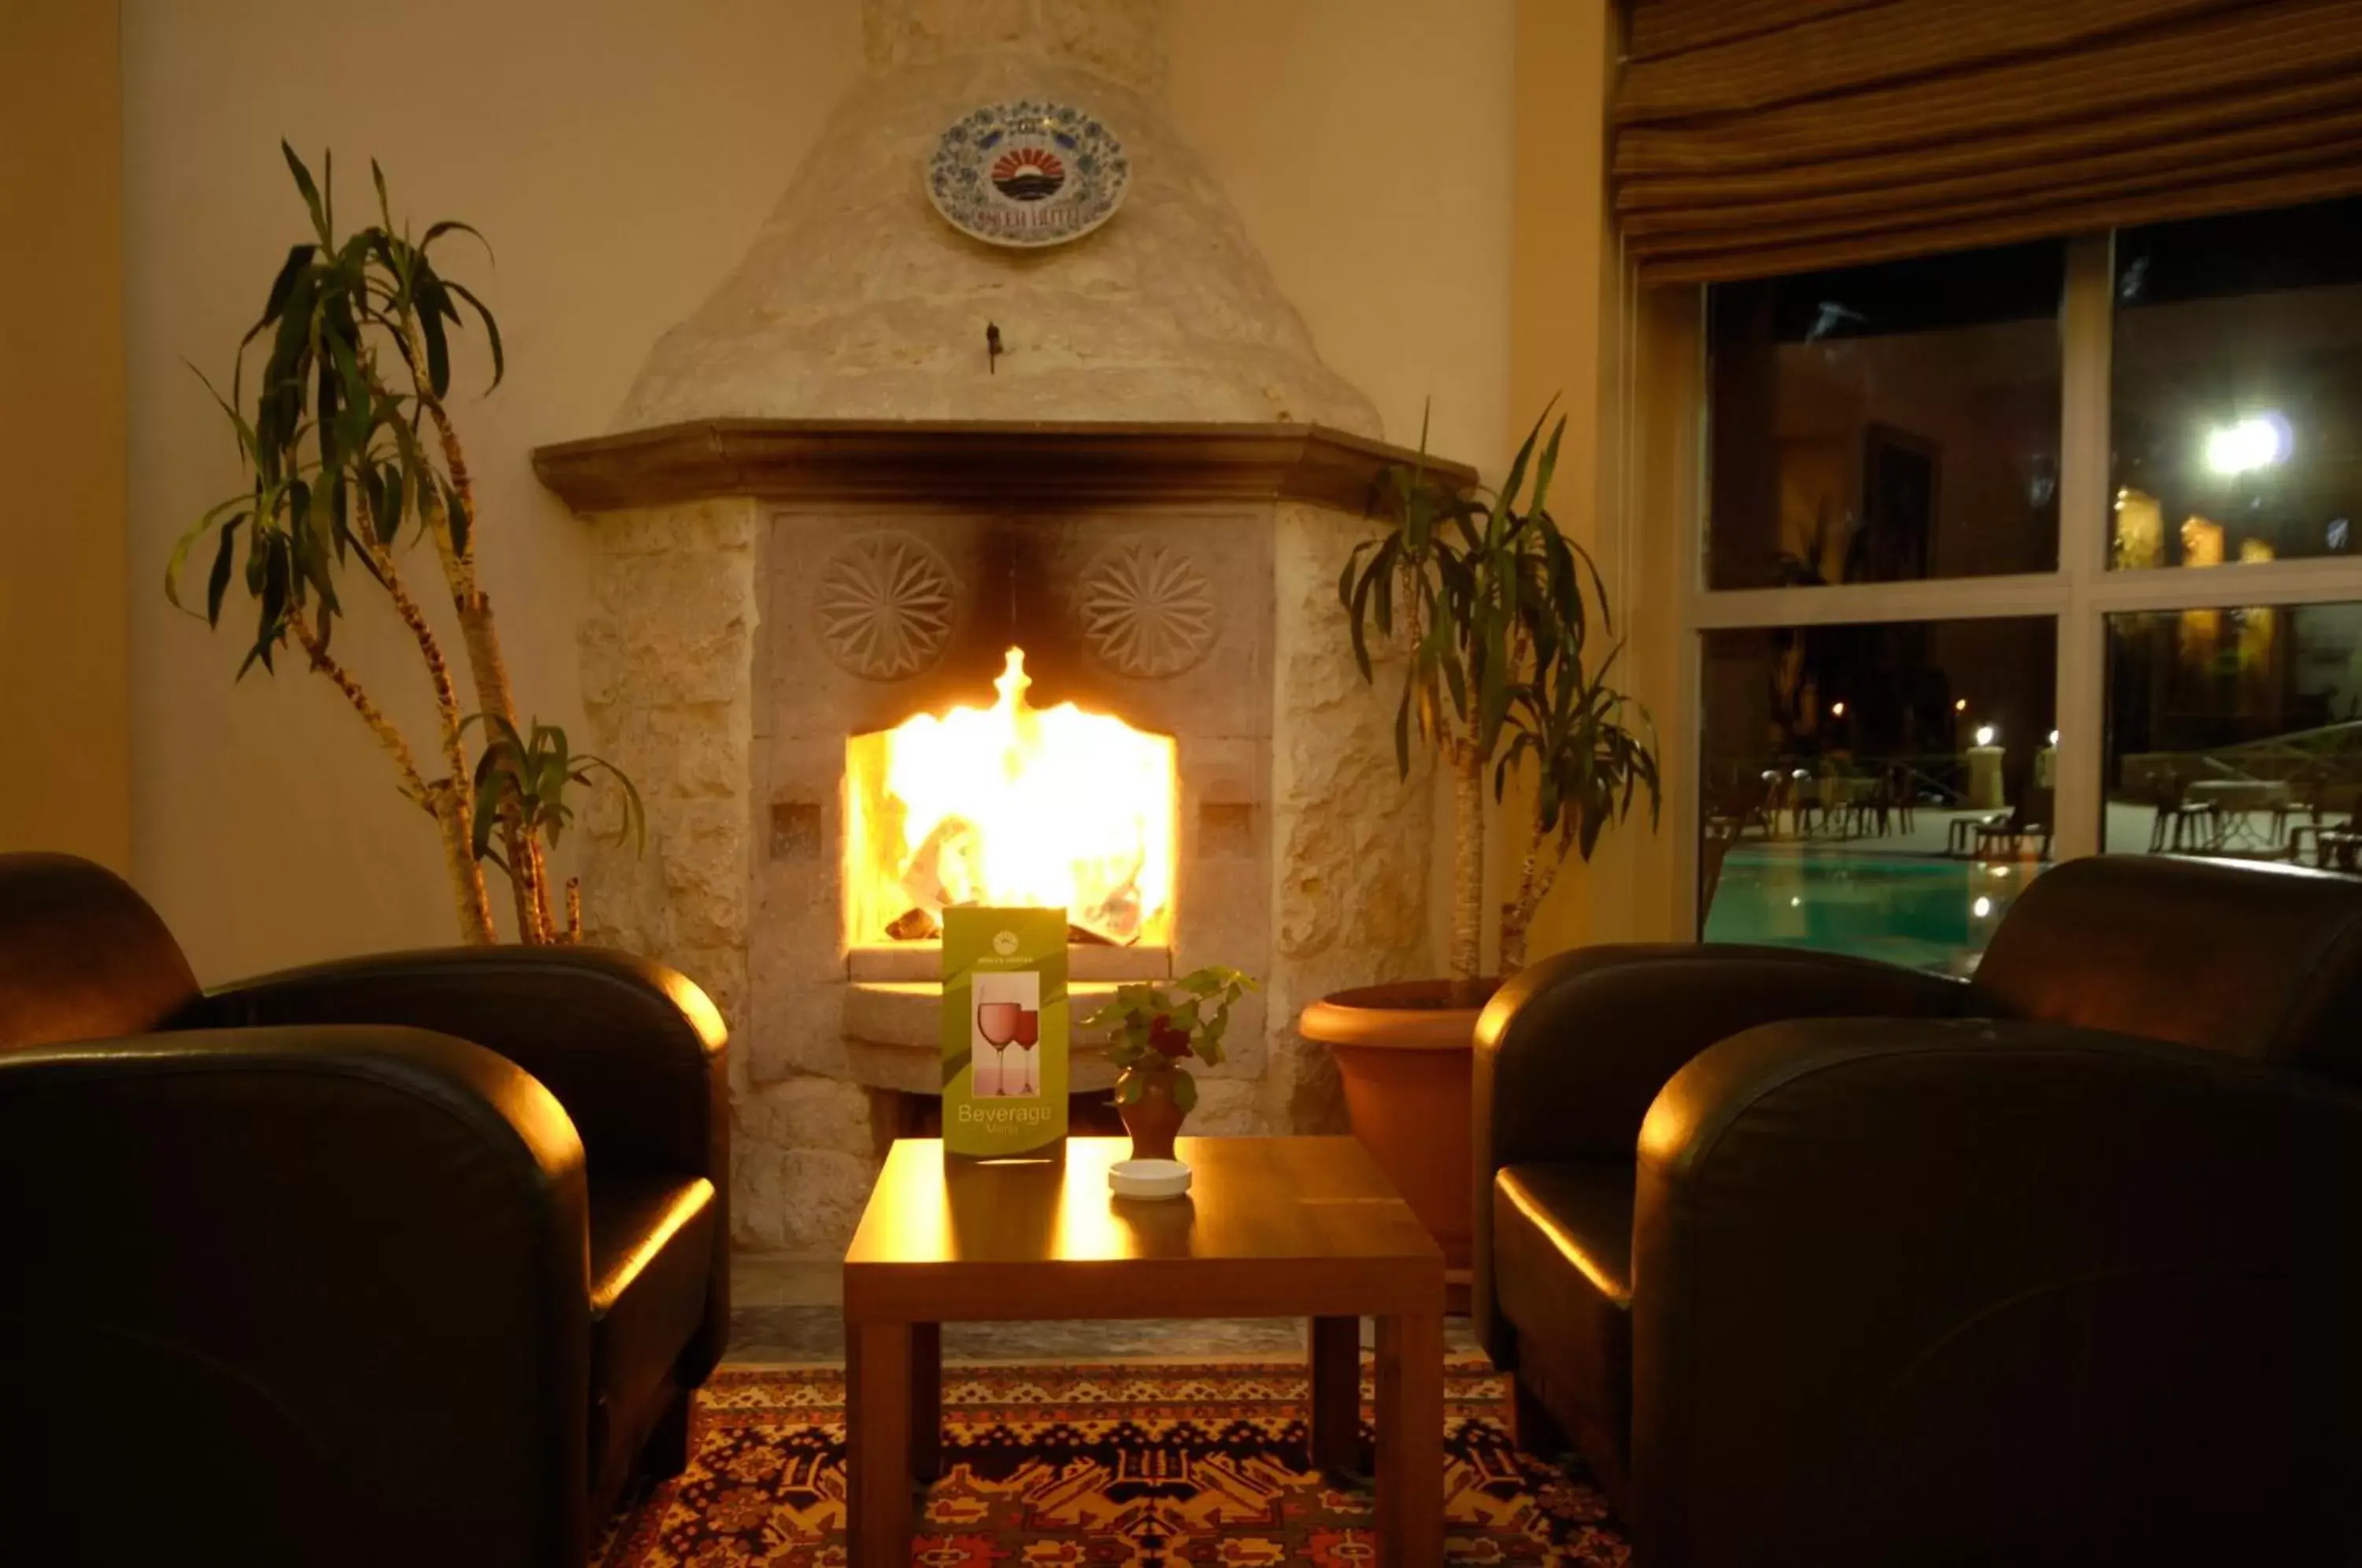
(1119, 1062), (1186, 1161)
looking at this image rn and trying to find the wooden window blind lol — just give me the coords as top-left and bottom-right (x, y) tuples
(1617, 0), (2362, 282)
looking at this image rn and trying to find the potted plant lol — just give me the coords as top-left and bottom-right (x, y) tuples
(1298, 405), (1659, 1276)
(166, 146), (638, 943)
(1083, 967), (1258, 1160)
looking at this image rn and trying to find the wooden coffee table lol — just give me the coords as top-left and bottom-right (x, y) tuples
(842, 1134), (1446, 1567)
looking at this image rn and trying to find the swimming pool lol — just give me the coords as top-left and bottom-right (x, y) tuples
(1702, 849), (2042, 975)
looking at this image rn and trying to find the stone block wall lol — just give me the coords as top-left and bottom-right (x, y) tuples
(573, 490), (1435, 1257)
(576, 497), (883, 1252)
(1263, 502), (1436, 1133)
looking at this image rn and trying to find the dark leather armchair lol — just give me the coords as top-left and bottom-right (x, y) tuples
(1475, 855), (2362, 1566)
(0, 853), (729, 1567)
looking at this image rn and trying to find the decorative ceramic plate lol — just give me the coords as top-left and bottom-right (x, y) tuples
(927, 100), (1129, 249)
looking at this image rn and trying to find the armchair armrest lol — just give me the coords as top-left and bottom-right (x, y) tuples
(0, 1026), (590, 1567)
(1629, 1017), (2362, 1566)
(198, 945), (727, 1181)
(1472, 943), (1963, 1359)
(203, 947), (734, 1379)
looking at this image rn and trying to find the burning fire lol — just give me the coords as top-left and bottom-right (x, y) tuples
(846, 649), (1175, 945)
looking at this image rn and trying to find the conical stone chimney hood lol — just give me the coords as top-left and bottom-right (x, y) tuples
(612, 0), (1383, 434)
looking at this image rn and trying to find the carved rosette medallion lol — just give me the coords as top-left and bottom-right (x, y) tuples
(814, 532), (956, 680)
(1076, 538), (1218, 679)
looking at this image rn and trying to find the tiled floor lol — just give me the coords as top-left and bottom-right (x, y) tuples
(727, 1256), (1483, 1364)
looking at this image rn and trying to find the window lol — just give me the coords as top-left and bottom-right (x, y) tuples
(2111, 202), (2362, 571)
(2104, 601), (2362, 867)
(1708, 245), (2063, 590)
(1701, 618), (2054, 975)
(1690, 197), (2362, 974)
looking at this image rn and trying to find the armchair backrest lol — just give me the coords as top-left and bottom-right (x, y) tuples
(1973, 854), (2362, 1085)
(0, 853), (200, 1049)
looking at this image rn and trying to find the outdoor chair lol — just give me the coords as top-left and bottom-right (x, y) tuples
(1972, 784), (2054, 862)
(2146, 767), (2219, 853)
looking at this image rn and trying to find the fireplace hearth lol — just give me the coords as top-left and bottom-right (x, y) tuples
(529, 0), (1465, 1252)
(537, 423), (1457, 1248)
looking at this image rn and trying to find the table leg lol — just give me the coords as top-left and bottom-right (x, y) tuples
(1375, 1311), (1443, 1568)
(1309, 1315), (1361, 1474)
(913, 1320), (942, 1481)
(846, 1319), (913, 1568)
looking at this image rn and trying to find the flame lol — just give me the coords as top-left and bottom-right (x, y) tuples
(846, 649), (1175, 944)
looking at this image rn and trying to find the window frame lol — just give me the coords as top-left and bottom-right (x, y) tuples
(1675, 231), (2362, 939)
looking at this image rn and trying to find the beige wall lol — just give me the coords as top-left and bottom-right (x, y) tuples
(1170, 1), (1516, 468)
(123, 0), (868, 978)
(2, 1), (132, 871)
(1492, 0), (1683, 958)
(120, 0), (1523, 981)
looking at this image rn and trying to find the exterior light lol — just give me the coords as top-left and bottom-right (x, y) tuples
(1973, 897), (1994, 919)
(1830, 700), (1847, 717)
(1790, 896), (1801, 908)
(1975, 724), (1997, 748)
(2205, 412), (2291, 476)
(1955, 698), (1968, 713)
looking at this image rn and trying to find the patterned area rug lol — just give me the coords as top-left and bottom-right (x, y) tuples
(596, 1355), (1628, 1566)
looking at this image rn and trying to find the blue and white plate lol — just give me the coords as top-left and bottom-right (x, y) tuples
(927, 100), (1129, 249)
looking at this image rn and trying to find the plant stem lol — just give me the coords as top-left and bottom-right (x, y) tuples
(290, 604), (494, 944)
(287, 607), (430, 808)
(424, 780), (499, 948)
(518, 830), (553, 943)
(1449, 738), (1484, 992)
(1498, 817), (1575, 974)
(387, 318), (552, 942)
(351, 523), (494, 937)
(1499, 856), (1540, 974)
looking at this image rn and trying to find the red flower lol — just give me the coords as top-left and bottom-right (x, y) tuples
(1149, 1018), (1194, 1060)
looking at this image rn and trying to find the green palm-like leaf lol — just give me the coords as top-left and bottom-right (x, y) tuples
(463, 712), (646, 875)
(281, 142), (329, 242)
(442, 276), (505, 390)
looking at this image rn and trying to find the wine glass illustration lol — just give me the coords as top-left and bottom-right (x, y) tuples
(1009, 1005), (1040, 1096)
(976, 1000), (1023, 1097)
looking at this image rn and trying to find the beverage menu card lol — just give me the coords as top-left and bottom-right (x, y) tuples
(941, 906), (1068, 1158)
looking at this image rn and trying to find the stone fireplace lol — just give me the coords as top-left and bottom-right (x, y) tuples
(531, 0), (1465, 1252)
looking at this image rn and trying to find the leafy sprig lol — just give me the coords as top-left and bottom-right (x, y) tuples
(1338, 403), (1660, 972)
(465, 716), (646, 867)
(167, 142), (502, 674)
(1082, 966), (1259, 1112)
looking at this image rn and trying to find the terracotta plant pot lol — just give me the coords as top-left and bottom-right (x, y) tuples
(1119, 1065), (1186, 1160)
(1299, 978), (1501, 1281)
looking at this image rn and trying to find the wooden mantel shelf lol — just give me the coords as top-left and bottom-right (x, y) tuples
(531, 419), (1477, 515)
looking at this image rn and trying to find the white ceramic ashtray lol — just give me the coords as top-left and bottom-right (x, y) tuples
(1108, 1158), (1192, 1201)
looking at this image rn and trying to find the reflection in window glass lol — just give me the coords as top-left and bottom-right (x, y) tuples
(2112, 198), (2362, 569)
(2105, 601), (2362, 871)
(1700, 618), (2057, 975)
(1706, 242), (2064, 590)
